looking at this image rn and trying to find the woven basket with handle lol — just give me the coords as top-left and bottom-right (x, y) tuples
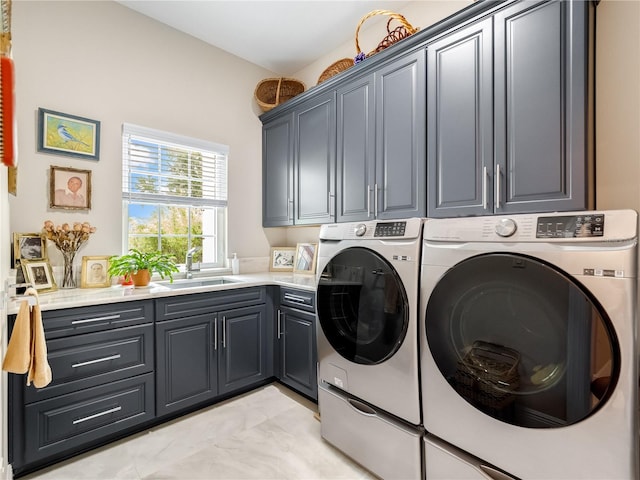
(317, 58), (354, 84)
(254, 77), (305, 112)
(355, 10), (418, 61)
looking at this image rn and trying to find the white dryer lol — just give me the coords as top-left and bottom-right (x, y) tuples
(420, 210), (638, 479)
(316, 218), (424, 480)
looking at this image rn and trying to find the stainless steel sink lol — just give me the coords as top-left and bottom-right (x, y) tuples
(158, 278), (239, 289)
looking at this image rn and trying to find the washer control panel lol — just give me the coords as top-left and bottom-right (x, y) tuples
(374, 221), (407, 237)
(536, 214), (605, 238)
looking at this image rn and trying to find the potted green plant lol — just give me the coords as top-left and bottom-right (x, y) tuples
(108, 249), (179, 287)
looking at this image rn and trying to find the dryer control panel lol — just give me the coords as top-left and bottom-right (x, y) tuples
(536, 214), (605, 238)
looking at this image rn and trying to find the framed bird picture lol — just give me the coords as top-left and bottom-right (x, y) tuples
(37, 108), (101, 160)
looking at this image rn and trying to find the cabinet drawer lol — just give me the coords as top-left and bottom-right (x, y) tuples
(280, 287), (316, 313)
(41, 300), (154, 339)
(24, 324), (154, 404)
(24, 373), (154, 465)
(156, 287), (266, 321)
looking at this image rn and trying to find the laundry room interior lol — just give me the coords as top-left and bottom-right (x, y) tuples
(0, 0), (639, 479)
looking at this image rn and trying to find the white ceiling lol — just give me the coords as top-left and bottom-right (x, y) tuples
(116, 1), (411, 75)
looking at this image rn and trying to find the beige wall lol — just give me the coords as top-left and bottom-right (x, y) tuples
(595, 0), (640, 213)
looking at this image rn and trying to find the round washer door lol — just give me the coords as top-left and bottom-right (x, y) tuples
(426, 253), (619, 428)
(317, 247), (408, 365)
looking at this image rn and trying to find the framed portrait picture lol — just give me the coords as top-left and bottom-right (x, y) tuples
(49, 165), (92, 210)
(81, 256), (111, 288)
(293, 243), (318, 275)
(21, 259), (57, 293)
(269, 247), (296, 272)
(37, 108), (100, 160)
(13, 232), (47, 266)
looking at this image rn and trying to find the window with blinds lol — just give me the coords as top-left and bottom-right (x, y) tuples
(122, 123), (228, 268)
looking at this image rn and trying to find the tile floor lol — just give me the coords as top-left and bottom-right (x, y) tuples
(21, 383), (376, 480)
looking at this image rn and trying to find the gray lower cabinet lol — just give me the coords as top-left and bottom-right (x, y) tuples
(155, 287), (272, 417)
(8, 300), (155, 475)
(262, 91), (335, 227)
(336, 49), (426, 222)
(275, 288), (317, 400)
(427, 0), (592, 217)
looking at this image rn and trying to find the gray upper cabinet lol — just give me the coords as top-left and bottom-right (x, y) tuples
(426, 17), (494, 217)
(428, 0), (592, 217)
(294, 91), (336, 225)
(337, 50), (426, 222)
(262, 114), (294, 227)
(262, 91), (335, 227)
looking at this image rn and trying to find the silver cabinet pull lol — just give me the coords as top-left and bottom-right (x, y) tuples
(73, 406), (122, 425)
(482, 166), (488, 210)
(328, 191), (334, 217)
(283, 293), (308, 304)
(277, 310), (282, 339)
(72, 354), (121, 368)
(222, 316), (227, 349)
(367, 184), (372, 218)
(374, 183), (379, 218)
(495, 164), (501, 209)
(214, 318), (218, 351)
(71, 314), (120, 325)
(288, 198), (293, 221)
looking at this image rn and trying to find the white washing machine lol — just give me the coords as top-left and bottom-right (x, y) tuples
(420, 210), (638, 479)
(316, 218), (424, 480)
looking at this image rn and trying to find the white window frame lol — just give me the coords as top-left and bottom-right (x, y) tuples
(122, 123), (228, 269)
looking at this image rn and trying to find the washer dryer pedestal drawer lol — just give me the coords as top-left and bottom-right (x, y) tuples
(424, 434), (516, 480)
(319, 383), (423, 479)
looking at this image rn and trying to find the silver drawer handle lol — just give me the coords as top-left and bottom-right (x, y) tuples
(71, 314), (121, 325)
(72, 354), (121, 368)
(284, 293), (309, 304)
(72, 406), (122, 424)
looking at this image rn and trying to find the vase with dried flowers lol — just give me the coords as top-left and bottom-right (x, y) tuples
(42, 220), (97, 288)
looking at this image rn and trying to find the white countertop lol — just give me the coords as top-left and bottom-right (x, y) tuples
(8, 272), (318, 314)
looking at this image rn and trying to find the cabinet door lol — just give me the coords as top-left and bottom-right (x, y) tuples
(427, 18), (494, 218)
(279, 306), (317, 400)
(156, 314), (218, 416)
(375, 50), (426, 220)
(218, 304), (271, 396)
(336, 73), (376, 222)
(494, 0), (589, 213)
(294, 91), (336, 225)
(262, 113), (294, 227)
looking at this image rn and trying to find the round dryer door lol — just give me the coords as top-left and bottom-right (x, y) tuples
(317, 247), (408, 365)
(425, 253), (619, 428)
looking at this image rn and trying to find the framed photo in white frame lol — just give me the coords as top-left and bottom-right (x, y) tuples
(21, 259), (57, 293)
(270, 247), (296, 272)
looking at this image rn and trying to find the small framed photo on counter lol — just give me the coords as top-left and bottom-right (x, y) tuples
(270, 247), (296, 272)
(81, 256), (111, 288)
(21, 259), (57, 293)
(293, 243), (318, 275)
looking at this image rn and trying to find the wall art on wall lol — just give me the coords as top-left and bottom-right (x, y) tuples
(49, 165), (92, 210)
(80, 255), (111, 288)
(21, 259), (57, 293)
(293, 243), (318, 275)
(37, 108), (100, 160)
(269, 247), (296, 272)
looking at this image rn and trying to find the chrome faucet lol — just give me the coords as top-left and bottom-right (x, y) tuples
(185, 246), (202, 279)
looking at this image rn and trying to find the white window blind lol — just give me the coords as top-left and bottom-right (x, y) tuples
(122, 123), (228, 207)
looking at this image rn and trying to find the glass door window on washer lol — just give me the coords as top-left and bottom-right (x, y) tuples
(317, 247), (408, 365)
(426, 253), (618, 428)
